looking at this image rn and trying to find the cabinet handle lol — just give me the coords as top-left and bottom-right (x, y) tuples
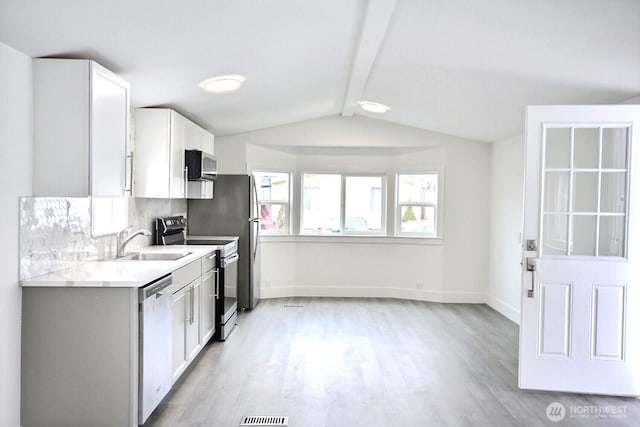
(125, 153), (134, 194)
(183, 166), (189, 198)
(185, 289), (190, 324)
(190, 285), (195, 325)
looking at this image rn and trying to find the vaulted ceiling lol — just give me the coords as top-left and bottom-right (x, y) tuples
(1, 0), (639, 142)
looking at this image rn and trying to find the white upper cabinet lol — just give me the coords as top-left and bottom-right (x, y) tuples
(185, 124), (215, 154)
(185, 118), (215, 199)
(33, 58), (130, 197)
(134, 108), (186, 198)
(134, 108), (214, 199)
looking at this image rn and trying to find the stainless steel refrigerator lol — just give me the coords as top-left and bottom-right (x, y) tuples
(187, 174), (261, 310)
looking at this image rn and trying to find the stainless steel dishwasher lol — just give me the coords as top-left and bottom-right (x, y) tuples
(139, 274), (173, 424)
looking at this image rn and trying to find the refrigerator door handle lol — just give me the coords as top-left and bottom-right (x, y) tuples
(252, 219), (259, 261)
(251, 177), (260, 261)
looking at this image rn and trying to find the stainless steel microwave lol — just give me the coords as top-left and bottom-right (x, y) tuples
(185, 150), (217, 181)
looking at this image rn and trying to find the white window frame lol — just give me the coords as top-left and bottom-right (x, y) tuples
(396, 172), (442, 238)
(300, 172), (387, 236)
(253, 171), (292, 235)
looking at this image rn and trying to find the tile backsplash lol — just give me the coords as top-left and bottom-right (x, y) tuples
(20, 197), (186, 280)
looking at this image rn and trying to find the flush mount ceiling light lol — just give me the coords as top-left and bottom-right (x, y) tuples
(200, 75), (246, 93)
(358, 101), (390, 113)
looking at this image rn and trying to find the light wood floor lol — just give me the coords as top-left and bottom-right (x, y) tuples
(146, 298), (640, 427)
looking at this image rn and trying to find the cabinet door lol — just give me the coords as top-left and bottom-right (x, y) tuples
(33, 59), (130, 197)
(202, 128), (215, 155)
(186, 279), (201, 361)
(200, 269), (216, 342)
(172, 287), (189, 382)
(183, 120), (200, 151)
(90, 63), (129, 196)
(187, 181), (214, 199)
(133, 109), (172, 198)
(169, 111), (186, 198)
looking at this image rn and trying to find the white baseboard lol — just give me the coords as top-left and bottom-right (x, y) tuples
(260, 286), (485, 304)
(487, 295), (520, 324)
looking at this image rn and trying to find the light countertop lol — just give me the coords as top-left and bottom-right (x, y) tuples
(20, 245), (218, 288)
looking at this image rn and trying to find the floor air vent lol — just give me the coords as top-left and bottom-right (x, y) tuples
(240, 416), (288, 426)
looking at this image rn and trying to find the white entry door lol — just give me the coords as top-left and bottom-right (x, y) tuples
(519, 105), (640, 395)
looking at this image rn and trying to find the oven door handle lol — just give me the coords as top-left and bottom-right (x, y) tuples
(222, 253), (239, 267)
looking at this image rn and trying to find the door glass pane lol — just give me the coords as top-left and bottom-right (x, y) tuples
(543, 214), (568, 255)
(574, 128), (599, 169)
(545, 128), (571, 168)
(572, 172), (598, 212)
(541, 124), (629, 259)
(602, 128), (628, 169)
(345, 176), (383, 232)
(544, 172), (569, 212)
(572, 215), (597, 256)
(599, 216), (625, 257)
(600, 172), (627, 213)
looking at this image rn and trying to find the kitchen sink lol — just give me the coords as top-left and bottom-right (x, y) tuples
(117, 252), (192, 261)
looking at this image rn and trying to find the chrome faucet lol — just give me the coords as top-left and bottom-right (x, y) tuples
(116, 227), (152, 258)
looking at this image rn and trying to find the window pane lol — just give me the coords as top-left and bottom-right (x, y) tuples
(600, 172), (627, 213)
(543, 214), (568, 255)
(572, 172), (598, 213)
(545, 128), (571, 169)
(400, 205), (435, 235)
(256, 172), (289, 202)
(254, 172), (290, 234)
(259, 203), (286, 231)
(572, 215), (597, 256)
(602, 128), (628, 169)
(302, 174), (341, 233)
(574, 128), (599, 169)
(599, 216), (625, 257)
(544, 172), (569, 212)
(398, 174), (437, 203)
(344, 176), (383, 232)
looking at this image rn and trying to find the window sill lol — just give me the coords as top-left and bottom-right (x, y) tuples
(260, 234), (443, 245)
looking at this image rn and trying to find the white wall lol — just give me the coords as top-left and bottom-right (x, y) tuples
(487, 134), (524, 324)
(0, 42), (33, 427)
(216, 115), (490, 303)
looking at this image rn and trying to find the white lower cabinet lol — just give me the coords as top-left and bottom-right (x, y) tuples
(200, 268), (216, 342)
(21, 287), (140, 427)
(172, 277), (201, 382)
(172, 283), (189, 380)
(171, 252), (217, 383)
(186, 279), (201, 361)
(20, 250), (219, 427)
